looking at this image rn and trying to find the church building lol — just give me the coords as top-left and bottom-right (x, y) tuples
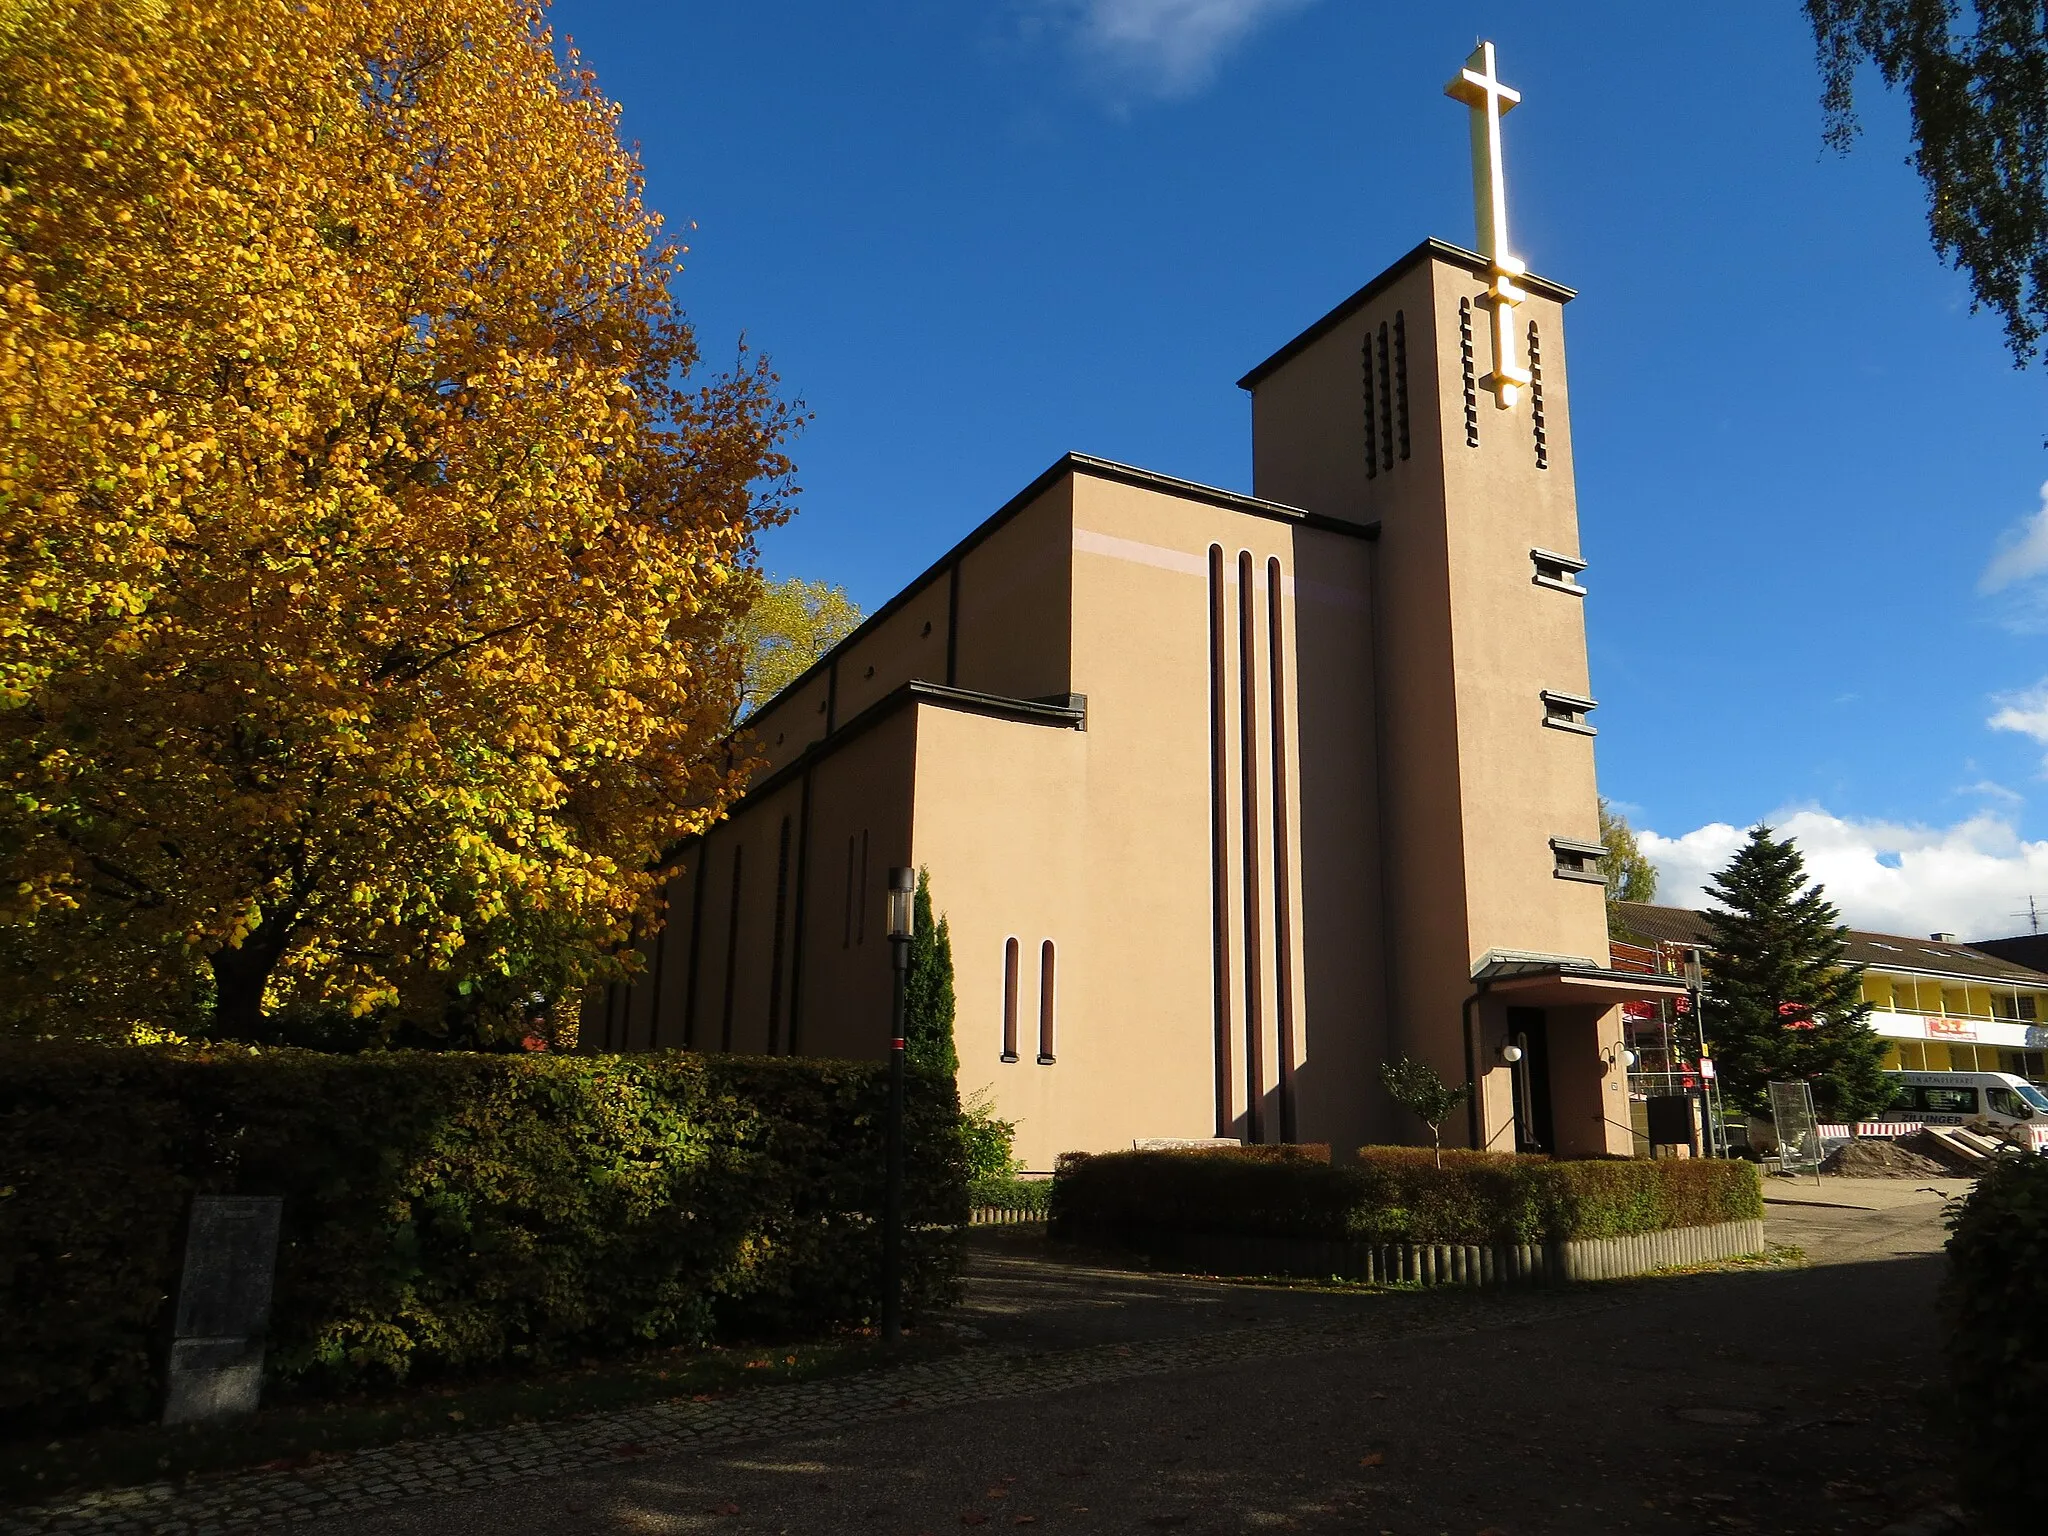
(587, 45), (1685, 1168)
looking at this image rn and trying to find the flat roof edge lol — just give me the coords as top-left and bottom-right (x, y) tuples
(743, 452), (1376, 734)
(1236, 237), (1577, 392)
(711, 680), (1085, 825)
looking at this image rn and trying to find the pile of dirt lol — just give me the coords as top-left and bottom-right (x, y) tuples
(1899, 1128), (1998, 1174)
(1819, 1137), (1953, 1178)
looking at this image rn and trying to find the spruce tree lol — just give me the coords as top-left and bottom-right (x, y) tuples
(904, 868), (958, 1076)
(1699, 826), (1891, 1121)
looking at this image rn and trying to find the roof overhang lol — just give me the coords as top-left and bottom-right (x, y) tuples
(1473, 959), (1689, 1008)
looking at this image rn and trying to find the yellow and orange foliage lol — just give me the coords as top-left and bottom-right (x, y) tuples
(0, 0), (799, 1038)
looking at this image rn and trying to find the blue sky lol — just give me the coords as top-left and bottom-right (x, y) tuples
(555, 0), (2048, 938)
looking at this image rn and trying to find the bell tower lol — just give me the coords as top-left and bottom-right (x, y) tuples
(1236, 43), (1630, 1155)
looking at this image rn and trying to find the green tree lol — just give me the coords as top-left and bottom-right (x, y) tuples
(735, 577), (862, 719)
(0, 0), (798, 1044)
(1699, 825), (1891, 1120)
(1806, 1), (2048, 362)
(904, 867), (958, 1076)
(1599, 798), (1659, 931)
(1379, 1056), (1471, 1169)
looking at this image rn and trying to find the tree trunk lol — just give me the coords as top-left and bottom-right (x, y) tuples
(207, 916), (297, 1040)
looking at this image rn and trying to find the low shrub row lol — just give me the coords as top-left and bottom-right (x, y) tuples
(1942, 1154), (2048, 1535)
(1049, 1145), (1761, 1246)
(967, 1174), (1049, 1215)
(0, 1044), (968, 1437)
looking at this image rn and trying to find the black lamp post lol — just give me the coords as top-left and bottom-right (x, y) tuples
(882, 865), (915, 1345)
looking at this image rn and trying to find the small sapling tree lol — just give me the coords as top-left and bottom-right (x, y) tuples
(904, 868), (959, 1077)
(1380, 1056), (1472, 1170)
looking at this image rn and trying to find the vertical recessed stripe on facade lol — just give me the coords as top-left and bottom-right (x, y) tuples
(1361, 335), (1378, 480)
(682, 840), (708, 1050)
(767, 814), (792, 1053)
(1267, 555), (1297, 1144)
(787, 773), (814, 1055)
(645, 893), (669, 1050)
(1460, 298), (1480, 447)
(720, 843), (744, 1053)
(945, 562), (962, 686)
(843, 834), (856, 948)
(1376, 322), (1394, 473)
(1237, 549), (1266, 1145)
(1393, 310), (1410, 462)
(1206, 544), (1234, 1135)
(1528, 319), (1549, 470)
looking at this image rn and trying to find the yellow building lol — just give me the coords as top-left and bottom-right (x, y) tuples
(1613, 902), (2048, 1086)
(586, 46), (1686, 1167)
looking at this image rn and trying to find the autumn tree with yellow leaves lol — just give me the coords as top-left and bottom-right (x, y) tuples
(0, 0), (800, 1042)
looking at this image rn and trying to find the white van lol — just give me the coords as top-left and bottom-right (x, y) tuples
(1883, 1070), (2048, 1153)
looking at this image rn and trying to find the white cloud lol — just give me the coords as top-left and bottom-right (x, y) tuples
(1640, 807), (2048, 941)
(1989, 679), (2048, 771)
(1981, 481), (2048, 592)
(1043, 0), (1319, 97)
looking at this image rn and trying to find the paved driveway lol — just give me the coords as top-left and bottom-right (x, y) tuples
(4, 1188), (1965, 1536)
(297, 1193), (1962, 1536)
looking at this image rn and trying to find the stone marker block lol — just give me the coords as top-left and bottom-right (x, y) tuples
(162, 1195), (282, 1427)
(162, 1337), (267, 1424)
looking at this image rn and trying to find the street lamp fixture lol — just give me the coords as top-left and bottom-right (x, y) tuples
(881, 866), (915, 1345)
(1498, 1043), (1524, 1064)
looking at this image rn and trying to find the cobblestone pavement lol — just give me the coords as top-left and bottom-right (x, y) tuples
(0, 1288), (1623, 1536)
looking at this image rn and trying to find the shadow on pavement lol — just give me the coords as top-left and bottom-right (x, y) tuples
(312, 1220), (1965, 1536)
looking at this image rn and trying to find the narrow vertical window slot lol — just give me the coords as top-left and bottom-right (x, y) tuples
(1037, 940), (1057, 1063)
(856, 829), (868, 945)
(1001, 938), (1020, 1062)
(1528, 320), (1548, 470)
(1237, 549), (1266, 1144)
(767, 815), (792, 1053)
(1266, 557), (1297, 1144)
(1206, 544), (1234, 1133)
(1393, 311), (1410, 462)
(1361, 335), (1378, 480)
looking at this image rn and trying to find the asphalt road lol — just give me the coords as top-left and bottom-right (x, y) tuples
(304, 1192), (1962, 1536)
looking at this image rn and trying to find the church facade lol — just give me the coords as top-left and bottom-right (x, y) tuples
(587, 49), (1685, 1168)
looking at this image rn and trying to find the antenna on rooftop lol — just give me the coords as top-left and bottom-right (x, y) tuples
(2013, 895), (2042, 934)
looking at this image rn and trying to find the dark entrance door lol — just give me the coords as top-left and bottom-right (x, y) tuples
(1507, 1006), (1554, 1154)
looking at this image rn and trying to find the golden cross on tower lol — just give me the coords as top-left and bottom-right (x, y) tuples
(1445, 41), (1532, 410)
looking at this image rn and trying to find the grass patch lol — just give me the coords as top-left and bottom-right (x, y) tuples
(0, 1331), (952, 1510)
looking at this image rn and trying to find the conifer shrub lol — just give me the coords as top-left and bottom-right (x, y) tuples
(1941, 1154), (2048, 1535)
(0, 1044), (968, 1436)
(1050, 1145), (1761, 1247)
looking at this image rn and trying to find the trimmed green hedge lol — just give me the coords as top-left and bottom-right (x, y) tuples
(1943, 1154), (2048, 1535)
(967, 1175), (1050, 1215)
(1050, 1145), (1761, 1246)
(0, 1044), (968, 1436)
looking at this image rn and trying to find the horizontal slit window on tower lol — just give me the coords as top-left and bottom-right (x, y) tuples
(1530, 546), (1587, 596)
(1539, 690), (1597, 736)
(1550, 836), (1608, 884)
